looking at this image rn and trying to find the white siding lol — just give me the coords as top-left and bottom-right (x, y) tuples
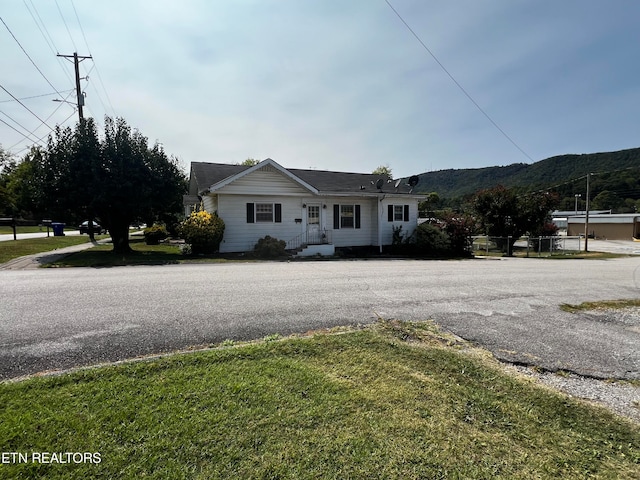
(379, 199), (419, 246)
(202, 195), (217, 213)
(216, 195), (306, 253)
(204, 192), (421, 252)
(329, 197), (378, 247)
(216, 165), (309, 196)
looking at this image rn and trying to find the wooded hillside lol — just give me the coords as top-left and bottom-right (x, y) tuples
(410, 147), (640, 212)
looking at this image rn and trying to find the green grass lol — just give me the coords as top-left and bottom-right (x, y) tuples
(0, 236), (101, 264)
(0, 321), (638, 479)
(50, 237), (261, 267)
(561, 299), (640, 313)
(49, 237), (183, 267)
(0, 225), (47, 235)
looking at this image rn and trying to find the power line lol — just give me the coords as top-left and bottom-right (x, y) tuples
(0, 16), (65, 98)
(0, 83), (53, 131)
(70, 0), (117, 117)
(55, 0), (77, 51)
(0, 89), (74, 103)
(24, 0), (74, 85)
(0, 112), (44, 145)
(384, 0), (535, 163)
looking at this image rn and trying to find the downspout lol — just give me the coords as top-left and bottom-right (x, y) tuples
(378, 195), (385, 253)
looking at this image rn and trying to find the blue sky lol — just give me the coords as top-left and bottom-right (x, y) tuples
(2, 1), (639, 178)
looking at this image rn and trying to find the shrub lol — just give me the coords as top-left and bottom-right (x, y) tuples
(254, 235), (286, 258)
(415, 223), (450, 256)
(143, 224), (168, 245)
(439, 213), (475, 256)
(530, 221), (560, 252)
(178, 211), (225, 254)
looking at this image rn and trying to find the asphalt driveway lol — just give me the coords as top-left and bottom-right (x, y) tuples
(1, 256), (639, 381)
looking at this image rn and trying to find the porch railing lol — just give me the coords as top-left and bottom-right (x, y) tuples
(286, 229), (333, 251)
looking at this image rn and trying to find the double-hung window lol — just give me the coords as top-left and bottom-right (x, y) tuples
(255, 203), (273, 222)
(388, 205), (410, 222)
(246, 203), (282, 223)
(340, 205), (354, 228)
(333, 204), (361, 229)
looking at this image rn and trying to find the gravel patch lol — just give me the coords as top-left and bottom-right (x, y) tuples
(511, 365), (639, 423)
(509, 306), (640, 424)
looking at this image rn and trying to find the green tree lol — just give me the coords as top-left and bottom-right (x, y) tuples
(472, 185), (559, 254)
(372, 164), (392, 178)
(239, 158), (260, 166)
(26, 117), (186, 253)
(591, 190), (624, 212)
(418, 192), (440, 217)
(96, 117), (187, 252)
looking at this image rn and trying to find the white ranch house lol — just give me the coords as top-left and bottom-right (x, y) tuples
(185, 159), (425, 255)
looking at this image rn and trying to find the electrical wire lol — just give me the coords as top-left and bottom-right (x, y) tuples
(55, 0), (77, 51)
(70, 0), (117, 117)
(0, 16), (66, 98)
(24, 0), (74, 84)
(384, 0), (535, 163)
(0, 84), (53, 131)
(0, 89), (74, 103)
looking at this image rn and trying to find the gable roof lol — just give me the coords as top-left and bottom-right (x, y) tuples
(190, 159), (420, 196)
(188, 162), (249, 195)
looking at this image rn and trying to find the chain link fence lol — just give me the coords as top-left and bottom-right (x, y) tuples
(472, 236), (583, 257)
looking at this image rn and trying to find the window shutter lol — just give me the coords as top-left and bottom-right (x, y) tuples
(246, 203), (254, 223)
(388, 205), (393, 222)
(355, 205), (361, 229)
(275, 203), (282, 223)
(404, 205), (409, 222)
(333, 205), (340, 229)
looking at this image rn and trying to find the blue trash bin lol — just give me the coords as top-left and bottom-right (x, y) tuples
(51, 222), (65, 236)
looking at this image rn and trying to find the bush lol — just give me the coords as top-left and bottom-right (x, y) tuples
(143, 224), (168, 245)
(254, 235), (286, 258)
(415, 223), (450, 256)
(178, 211), (225, 254)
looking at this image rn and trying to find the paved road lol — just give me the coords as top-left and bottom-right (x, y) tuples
(1, 257), (639, 381)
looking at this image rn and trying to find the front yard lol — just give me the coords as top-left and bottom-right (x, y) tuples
(1, 321), (638, 479)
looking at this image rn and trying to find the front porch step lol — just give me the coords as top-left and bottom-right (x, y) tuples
(294, 243), (335, 257)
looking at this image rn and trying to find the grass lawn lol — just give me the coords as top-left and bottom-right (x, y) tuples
(49, 237), (183, 267)
(0, 236), (102, 264)
(0, 321), (638, 479)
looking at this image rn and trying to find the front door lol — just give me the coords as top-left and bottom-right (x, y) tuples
(307, 204), (321, 244)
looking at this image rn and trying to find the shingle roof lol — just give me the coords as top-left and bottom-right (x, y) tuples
(189, 160), (419, 196)
(189, 163), (249, 195)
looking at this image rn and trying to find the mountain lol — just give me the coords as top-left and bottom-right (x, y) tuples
(410, 147), (640, 200)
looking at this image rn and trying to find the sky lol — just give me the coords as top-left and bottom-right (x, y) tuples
(2, 0), (640, 178)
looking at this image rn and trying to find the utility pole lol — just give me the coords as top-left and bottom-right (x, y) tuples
(57, 53), (92, 121)
(57, 52), (95, 240)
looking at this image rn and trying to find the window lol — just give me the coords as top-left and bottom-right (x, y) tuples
(340, 205), (354, 228)
(333, 204), (361, 229)
(393, 205), (403, 221)
(246, 203), (282, 223)
(256, 203), (273, 222)
(308, 205), (320, 225)
(388, 205), (410, 222)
